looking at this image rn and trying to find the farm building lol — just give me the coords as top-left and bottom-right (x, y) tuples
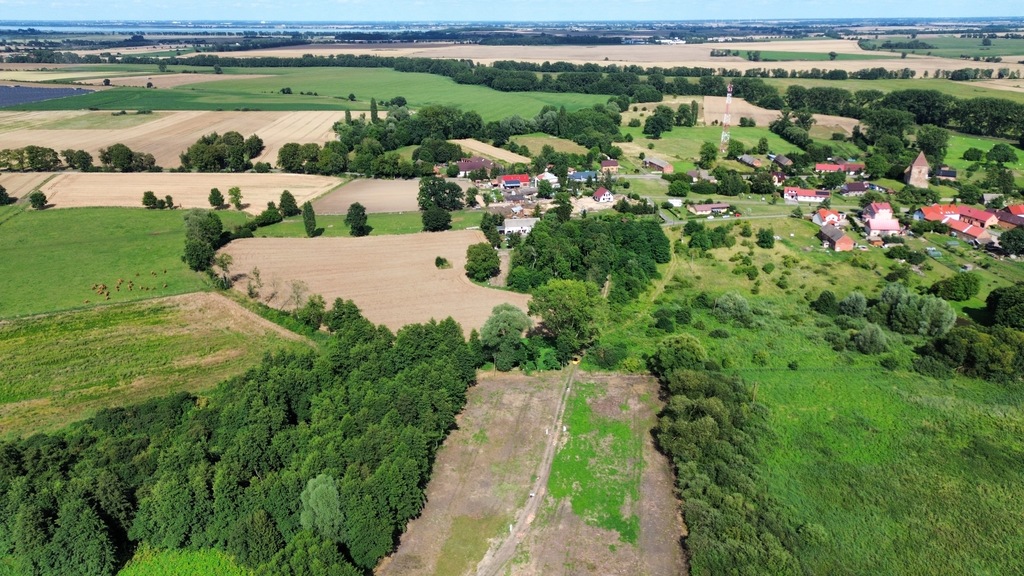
(783, 187), (831, 203)
(592, 188), (614, 203)
(819, 224), (854, 252)
(812, 209), (845, 227)
(816, 159), (865, 176)
(995, 210), (1024, 230)
(1008, 204), (1024, 216)
(501, 174), (531, 189)
(534, 172), (560, 189)
(865, 217), (901, 237)
(904, 152), (930, 188)
(772, 154), (793, 168)
(957, 206), (998, 228)
(499, 218), (539, 235)
(600, 159), (619, 174)
(935, 166), (958, 181)
(643, 157), (674, 174)
(687, 202), (732, 216)
(457, 157), (495, 177)
(915, 204), (960, 222)
(737, 154), (762, 168)
(946, 219), (993, 244)
(840, 182), (880, 197)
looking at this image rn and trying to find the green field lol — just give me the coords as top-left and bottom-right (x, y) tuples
(0, 206), (247, 318)
(762, 77), (1024, 105)
(9, 65), (609, 120)
(253, 209), (480, 238)
(548, 381), (642, 544)
(118, 547), (251, 576)
(871, 35), (1024, 59)
(0, 295), (310, 437)
(750, 50), (891, 62)
(622, 124), (806, 173)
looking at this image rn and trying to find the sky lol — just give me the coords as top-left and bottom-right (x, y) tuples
(0, 0), (1021, 24)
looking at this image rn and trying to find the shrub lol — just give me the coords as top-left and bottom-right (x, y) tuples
(853, 323), (888, 355)
(434, 256), (450, 269)
(709, 328), (730, 339)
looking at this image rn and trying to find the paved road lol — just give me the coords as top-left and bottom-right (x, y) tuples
(474, 365), (578, 576)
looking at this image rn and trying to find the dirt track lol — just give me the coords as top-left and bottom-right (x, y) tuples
(220, 232), (531, 332)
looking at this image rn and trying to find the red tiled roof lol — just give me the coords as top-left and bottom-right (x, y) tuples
(501, 174), (531, 183)
(957, 205), (996, 222)
(593, 187), (612, 201)
(1008, 204), (1024, 216)
(815, 163), (842, 172)
(946, 218), (989, 238)
(867, 202), (892, 214)
(918, 204), (960, 222)
(911, 151), (929, 168)
(600, 160), (619, 167)
(867, 218), (901, 232)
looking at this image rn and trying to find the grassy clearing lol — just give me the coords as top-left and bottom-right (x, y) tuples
(118, 546), (251, 576)
(36, 110), (168, 129)
(872, 35), (1024, 59)
(761, 77), (1024, 104)
(433, 514), (510, 576)
(548, 381), (641, 544)
(253, 209), (479, 238)
(751, 50), (891, 62)
(0, 207), (247, 318)
(510, 132), (588, 155)
(0, 295), (310, 438)
(622, 125), (805, 173)
(594, 210), (1024, 574)
(10, 66), (609, 121)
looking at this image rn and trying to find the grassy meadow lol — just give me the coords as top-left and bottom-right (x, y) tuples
(749, 50), (892, 62)
(9, 65), (609, 121)
(874, 35), (1024, 59)
(118, 547), (251, 576)
(0, 296), (310, 437)
(253, 209), (481, 238)
(761, 77), (1024, 105)
(0, 206), (247, 318)
(590, 211), (1024, 574)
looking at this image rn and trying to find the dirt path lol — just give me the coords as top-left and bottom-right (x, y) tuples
(474, 365), (577, 576)
(489, 249), (512, 288)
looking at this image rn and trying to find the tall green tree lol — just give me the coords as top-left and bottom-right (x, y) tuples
(279, 190), (300, 217)
(302, 201), (317, 237)
(916, 124), (950, 164)
(345, 202), (372, 237)
(228, 186), (243, 210)
(208, 188), (224, 209)
(480, 303), (532, 371)
(528, 279), (604, 358)
(299, 474), (344, 543)
(465, 243), (500, 282)
(698, 142), (718, 169)
(551, 191), (573, 223)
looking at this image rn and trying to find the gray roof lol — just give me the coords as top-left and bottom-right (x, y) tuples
(819, 224), (847, 243)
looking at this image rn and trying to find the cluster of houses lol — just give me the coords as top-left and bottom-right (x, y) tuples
(913, 202), (1024, 245)
(809, 201), (901, 252)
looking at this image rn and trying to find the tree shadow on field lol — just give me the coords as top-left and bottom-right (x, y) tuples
(963, 305), (993, 326)
(313, 228), (325, 237)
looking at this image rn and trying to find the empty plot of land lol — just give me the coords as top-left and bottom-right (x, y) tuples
(509, 134), (587, 155)
(0, 110), (341, 168)
(703, 96), (860, 133)
(221, 232), (530, 331)
(452, 139), (531, 164)
(39, 172), (340, 213)
(312, 178), (420, 214)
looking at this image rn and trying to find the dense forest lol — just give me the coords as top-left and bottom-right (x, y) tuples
(0, 301), (480, 575)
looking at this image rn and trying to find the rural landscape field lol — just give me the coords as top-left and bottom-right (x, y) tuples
(2, 13), (1024, 576)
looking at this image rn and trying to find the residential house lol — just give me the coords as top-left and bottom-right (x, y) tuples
(592, 187), (614, 203)
(914, 204), (960, 223)
(865, 217), (902, 237)
(498, 218), (539, 235)
(904, 151), (930, 188)
(773, 154), (793, 168)
(812, 209), (846, 227)
(687, 202), (732, 216)
(567, 170), (598, 184)
(957, 206), (998, 228)
(935, 166), (958, 181)
(863, 202), (894, 221)
(600, 159), (619, 174)
(686, 169), (717, 184)
(835, 158), (866, 174)
(643, 157), (674, 174)
(995, 210), (1024, 230)
(815, 162), (844, 173)
(456, 157), (495, 178)
(737, 154), (762, 168)
(819, 224), (854, 252)
(946, 219), (993, 244)
(667, 198), (684, 208)
(783, 186), (831, 203)
(1008, 204), (1024, 216)
(501, 174), (531, 189)
(534, 172), (560, 189)
(840, 182), (870, 197)
(771, 172), (787, 186)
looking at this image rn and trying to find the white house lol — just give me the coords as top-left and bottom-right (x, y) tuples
(592, 187), (614, 203)
(499, 218), (539, 235)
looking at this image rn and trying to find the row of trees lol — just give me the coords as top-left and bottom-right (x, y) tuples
(0, 301), (482, 575)
(0, 144), (156, 172)
(179, 131), (265, 172)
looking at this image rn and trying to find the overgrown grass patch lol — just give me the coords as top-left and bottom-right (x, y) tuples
(117, 546), (251, 576)
(548, 381), (641, 544)
(433, 514), (510, 576)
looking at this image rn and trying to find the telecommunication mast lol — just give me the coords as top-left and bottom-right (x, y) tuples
(719, 83), (733, 153)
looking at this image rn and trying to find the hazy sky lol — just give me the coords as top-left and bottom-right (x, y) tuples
(0, 0), (1021, 23)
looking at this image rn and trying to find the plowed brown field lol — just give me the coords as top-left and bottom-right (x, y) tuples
(220, 232), (531, 331)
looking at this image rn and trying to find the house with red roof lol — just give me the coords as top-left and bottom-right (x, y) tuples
(1007, 204), (1024, 216)
(812, 209), (845, 227)
(784, 187), (831, 203)
(866, 217), (902, 237)
(914, 204), (960, 223)
(592, 187), (614, 203)
(863, 202), (893, 221)
(947, 219), (993, 244)
(815, 163), (843, 173)
(600, 159), (619, 174)
(957, 206), (998, 228)
(687, 202), (732, 216)
(835, 158), (866, 174)
(500, 174), (531, 189)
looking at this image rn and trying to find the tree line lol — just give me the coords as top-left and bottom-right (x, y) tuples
(0, 143), (156, 172)
(0, 301), (481, 575)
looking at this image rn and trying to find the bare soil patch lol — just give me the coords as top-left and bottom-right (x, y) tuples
(312, 177), (419, 214)
(0, 110), (340, 168)
(453, 139), (531, 164)
(220, 231), (531, 332)
(377, 370), (567, 576)
(78, 73), (270, 89)
(39, 172), (339, 214)
(0, 172), (54, 199)
(703, 96), (860, 133)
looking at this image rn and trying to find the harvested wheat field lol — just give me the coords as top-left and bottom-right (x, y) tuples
(703, 96), (860, 133)
(452, 138), (531, 164)
(312, 178), (420, 214)
(78, 73), (270, 89)
(0, 172), (55, 199)
(0, 109), (341, 168)
(39, 172), (340, 213)
(221, 232), (531, 331)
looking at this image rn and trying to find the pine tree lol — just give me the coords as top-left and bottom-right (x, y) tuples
(302, 201), (317, 237)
